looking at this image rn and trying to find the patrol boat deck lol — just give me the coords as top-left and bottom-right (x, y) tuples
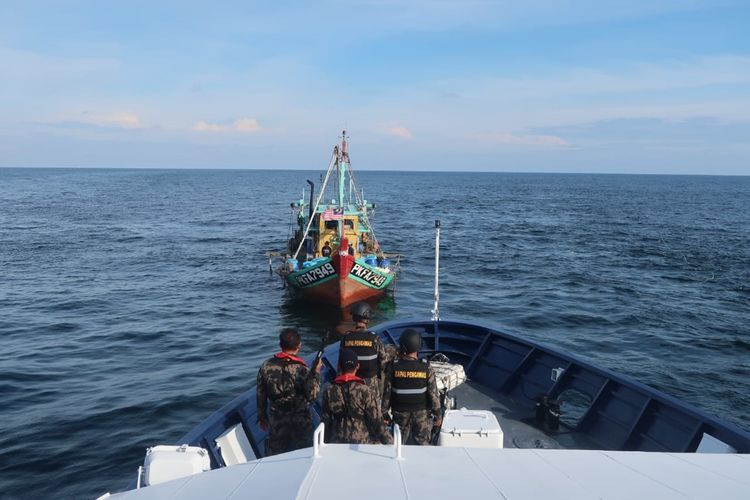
(450, 380), (599, 450)
(110, 444), (750, 499)
(105, 318), (750, 499)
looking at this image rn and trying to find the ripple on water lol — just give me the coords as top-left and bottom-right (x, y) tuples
(1, 170), (748, 498)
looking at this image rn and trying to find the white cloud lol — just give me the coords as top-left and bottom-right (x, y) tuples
(84, 111), (141, 128)
(226, 1), (705, 41)
(234, 117), (261, 133)
(385, 126), (413, 139)
(492, 56), (750, 99)
(192, 117), (262, 133)
(487, 132), (569, 148)
(192, 120), (224, 132)
(46, 111), (143, 129)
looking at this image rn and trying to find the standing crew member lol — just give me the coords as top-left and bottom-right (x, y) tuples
(382, 329), (442, 445)
(340, 302), (387, 401)
(322, 348), (393, 445)
(321, 241), (332, 257)
(257, 328), (321, 456)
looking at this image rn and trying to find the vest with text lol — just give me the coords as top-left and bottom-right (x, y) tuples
(341, 330), (379, 378)
(390, 358), (429, 412)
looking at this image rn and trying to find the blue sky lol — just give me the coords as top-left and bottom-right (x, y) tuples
(1, 1), (749, 173)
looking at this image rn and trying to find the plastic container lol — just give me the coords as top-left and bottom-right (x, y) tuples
(216, 423), (256, 466)
(143, 444), (211, 486)
(438, 409), (504, 449)
(364, 255), (377, 267)
(302, 261), (314, 268)
(431, 362), (467, 392)
(286, 258), (299, 272)
(379, 258), (391, 268)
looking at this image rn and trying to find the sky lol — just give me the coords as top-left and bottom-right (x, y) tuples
(1, 0), (749, 174)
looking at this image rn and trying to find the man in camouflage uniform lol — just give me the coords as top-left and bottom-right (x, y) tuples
(340, 302), (387, 402)
(322, 348), (393, 445)
(382, 329), (442, 445)
(257, 328), (321, 456)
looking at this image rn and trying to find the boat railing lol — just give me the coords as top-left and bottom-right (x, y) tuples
(311, 422), (404, 460)
(126, 318), (750, 491)
(313, 423), (326, 458)
(394, 424), (403, 460)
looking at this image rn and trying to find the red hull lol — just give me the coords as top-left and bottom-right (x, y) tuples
(291, 252), (390, 308)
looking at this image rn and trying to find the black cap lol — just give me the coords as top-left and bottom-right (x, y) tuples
(338, 348), (359, 371)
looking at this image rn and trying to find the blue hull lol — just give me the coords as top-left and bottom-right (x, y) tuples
(126, 318), (750, 490)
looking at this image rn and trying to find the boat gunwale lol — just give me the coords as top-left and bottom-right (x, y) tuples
(179, 317), (750, 449)
(124, 317), (750, 491)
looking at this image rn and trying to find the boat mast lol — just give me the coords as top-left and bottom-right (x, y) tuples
(337, 130), (348, 240)
(432, 219), (441, 321)
(339, 130), (348, 206)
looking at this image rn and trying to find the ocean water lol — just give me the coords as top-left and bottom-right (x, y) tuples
(1, 168), (749, 498)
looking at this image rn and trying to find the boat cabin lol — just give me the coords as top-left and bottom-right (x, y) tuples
(305, 211), (374, 260)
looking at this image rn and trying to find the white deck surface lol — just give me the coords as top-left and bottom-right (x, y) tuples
(109, 445), (750, 500)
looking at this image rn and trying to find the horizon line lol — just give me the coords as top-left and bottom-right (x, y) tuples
(1, 166), (748, 177)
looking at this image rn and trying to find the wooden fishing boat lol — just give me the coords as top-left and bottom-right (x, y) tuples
(273, 131), (398, 308)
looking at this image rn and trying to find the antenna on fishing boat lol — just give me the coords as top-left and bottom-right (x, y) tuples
(341, 129), (348, 160)
(431, 219), (441, 321)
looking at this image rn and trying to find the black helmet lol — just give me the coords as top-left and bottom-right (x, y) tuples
(399, 329), (422, 354)
(351, 302), (371, 322)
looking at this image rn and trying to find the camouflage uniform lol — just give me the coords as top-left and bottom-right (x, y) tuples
(256, 353), (320, 456)
(382, 357), (441, 445)
(340, 328), (387, 402)
(381, 344), (398, 380)
(322, 375), (393, 445)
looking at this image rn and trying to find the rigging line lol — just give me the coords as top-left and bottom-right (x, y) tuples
(292, 152), (337, 261)
(288, 208), (295, 240)
(348, 165), (383, 254)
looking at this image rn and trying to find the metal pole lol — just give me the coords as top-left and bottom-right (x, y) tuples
(431, 220), (441, 321)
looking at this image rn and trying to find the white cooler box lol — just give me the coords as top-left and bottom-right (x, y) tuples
(431, 361), (467, 392)
(143, 444), (211, 486)
(438, 409), (504, 449)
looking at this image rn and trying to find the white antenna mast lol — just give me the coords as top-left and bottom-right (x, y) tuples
(431, 220), (441, 321)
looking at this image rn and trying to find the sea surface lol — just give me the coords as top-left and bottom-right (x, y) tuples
(1, 168), (749, 498)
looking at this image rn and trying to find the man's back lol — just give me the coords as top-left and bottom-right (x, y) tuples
(323, 379), (391, 445)
(257, 353), (321, 455)
(340, 329), (383, 379)
(257, 355), (316, 414)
